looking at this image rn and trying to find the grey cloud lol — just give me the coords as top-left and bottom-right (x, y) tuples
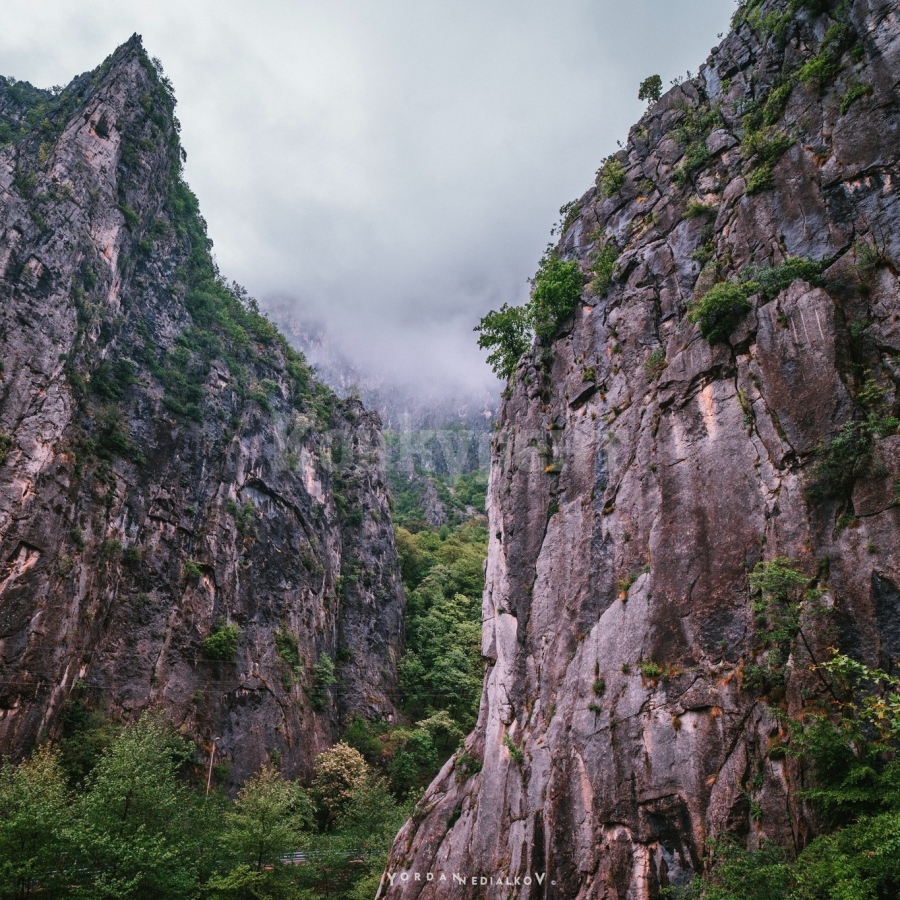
(0, 0), (734, 399)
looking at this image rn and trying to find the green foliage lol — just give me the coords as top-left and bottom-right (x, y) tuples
(310, 654), (336, 711)
(0, 708), (407, 900)
(474, 302), (531, 380)
(840, 81), (872, 115)
(689, 257), (823, 343)
(476, 229), (587, 379)
(0, 746), (70, 899)
(670, 101), (723, 187)
(643, 348), (668, 378)
(202, 621), (241, 662)
(274, 629), (302, 683)
(684, 654), (900, 899)
(688, 281), (752, 343)
(91, 357), (137, 401)
(65, 716), (202, 898)
(227, 499), (258, 537)
(763, 80), (795, 126)
(639, 659), (663, 679)
(503, 734), (524, 764)
(683, 201), (716, 219)
(311, 742), (368, 826)
(213, 764), (313, 888)
(596, 155), (626, 196)
(455, 751), (483, 780)
(744, 556), (820, 696)
(183, 558), (204, 579)
(807, 387), (900, 500)
(396, 520), (487, 728)
(589, 238), (620, 295)
(0, 432), (10, 466)
(741, 126), (794, 195)
(638, 74), (663, 105)
(528, 251), (584, 339)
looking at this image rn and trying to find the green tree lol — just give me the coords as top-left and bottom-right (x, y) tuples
(311, 742), (369, 827)
(208, 764), (313, 899)
(0, 746), (69, 899)
(474, 302), (532, 380)
(529, 252), (584, 338)
(65, 715), (202, 898)
(638, 74), (663, 104)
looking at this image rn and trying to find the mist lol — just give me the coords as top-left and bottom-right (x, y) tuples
(0, 0), (735, 402)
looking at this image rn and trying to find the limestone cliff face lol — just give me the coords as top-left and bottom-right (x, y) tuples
(383, 0), (900, 895)
(0, 37), (404, 787)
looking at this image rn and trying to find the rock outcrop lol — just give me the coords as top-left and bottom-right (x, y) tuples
(0, 37), (404, 787)
(382, 0), (900, 895)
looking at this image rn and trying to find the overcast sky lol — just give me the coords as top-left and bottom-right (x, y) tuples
(1, 0), (734, 400)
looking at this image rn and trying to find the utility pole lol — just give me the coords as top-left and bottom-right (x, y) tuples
(206, 738), (219, 796)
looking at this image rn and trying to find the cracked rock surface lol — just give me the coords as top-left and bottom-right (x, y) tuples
(382, 1), (900, 896)
(0, 37), (404, 788)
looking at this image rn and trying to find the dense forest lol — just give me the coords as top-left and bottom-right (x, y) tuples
(0, 469), (487, 900)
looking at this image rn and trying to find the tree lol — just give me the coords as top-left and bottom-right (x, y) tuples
(638, 74), (663, 104)
(65, 715), (202, 898)
(474, 302), (532, 380)
(0, 746), (69, 899)
(208, 765), (313, 899)
(528, 252), (584, 339)
(311, 742), (368, 827)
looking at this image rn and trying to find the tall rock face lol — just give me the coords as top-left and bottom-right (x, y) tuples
(383, 0), (900, 896)
(0, 37), (404, 787)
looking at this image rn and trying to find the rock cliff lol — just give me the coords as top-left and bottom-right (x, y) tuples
(0, 37), (404, 787)
(382, 0), (900, 895)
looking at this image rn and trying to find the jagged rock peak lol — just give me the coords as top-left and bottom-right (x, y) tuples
(0, 37), (405, 789)
(382, 0), (900, 896)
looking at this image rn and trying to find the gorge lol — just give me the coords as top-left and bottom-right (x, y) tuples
(1, 0), (900, 897)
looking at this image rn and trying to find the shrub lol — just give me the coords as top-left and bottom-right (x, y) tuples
(638, 74), (663, 105)
(274, 629), (301, 672)
(589, 239), (619, 295)
(643, 348), (667, 377)
(528, 252), (584, 339)
(310, 654), (336, 711)
(503, 734), (524, 764)
(183, 558), (203, 579)
(807, 414), (899, 499)
(474, 303), (531, 381)
(689, 257), (823, 342)
(688, 281), (752, 342)
(455, 752), (482, 781)
(0, 432), (12, 466)
(202, 621), (240, 662)
(596, 156), (626, 197)
(683, 201), (716, 219)
(90, 357), (136, 401)
(840, 81), (872, 115)
(638, 659), (663, 679)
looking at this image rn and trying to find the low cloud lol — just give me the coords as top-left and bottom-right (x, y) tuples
(1, 0), (733, 399)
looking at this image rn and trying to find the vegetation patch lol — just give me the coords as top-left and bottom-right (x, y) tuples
(595, 156), (626, 197)
(476, 247), (584, 380)
(689, 256), (823, 343)
(201, 621), (240, 662)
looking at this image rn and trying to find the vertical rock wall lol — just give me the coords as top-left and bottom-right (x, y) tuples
(383, 1), (900, 895)
(0, 37), (404, 787)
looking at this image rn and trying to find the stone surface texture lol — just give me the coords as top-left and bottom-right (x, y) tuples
(0, 37), (404, 787)
(382, 1), (900, 896)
